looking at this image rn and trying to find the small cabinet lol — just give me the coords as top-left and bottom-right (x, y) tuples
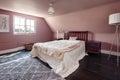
(55, 38), (63, 40)
(25, 43), (34, 51)
(86, 41), (101, 55)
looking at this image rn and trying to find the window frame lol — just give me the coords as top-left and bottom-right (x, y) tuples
(13, 15), (36, 35)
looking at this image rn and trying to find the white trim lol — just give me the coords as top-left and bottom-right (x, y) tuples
(101, 49), (120, 56)
(0, 46), (25, 55)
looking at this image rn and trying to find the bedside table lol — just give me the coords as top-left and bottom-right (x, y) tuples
(25, 43), (34, 51)
(86, 41), (101, 55)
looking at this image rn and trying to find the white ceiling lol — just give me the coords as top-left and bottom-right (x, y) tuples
(0, 0), (119, 18)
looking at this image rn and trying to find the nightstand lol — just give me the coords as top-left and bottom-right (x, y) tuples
(25, 43), (34, 51)
(86, 41), (101, 55)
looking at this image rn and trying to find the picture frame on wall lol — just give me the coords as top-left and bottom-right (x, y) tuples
(0, 14), (9, 32)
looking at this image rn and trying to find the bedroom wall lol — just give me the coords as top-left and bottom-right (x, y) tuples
(0, 9), (53, 51)
(46, 1), (120, 52)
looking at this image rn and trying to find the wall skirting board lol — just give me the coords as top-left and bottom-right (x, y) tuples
(0, 46), (25, 55)
(0, 47), (119, 56)
(101, 49), (120, 56)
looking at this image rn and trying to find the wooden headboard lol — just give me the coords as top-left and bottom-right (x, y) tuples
(64, 31), (88, 41)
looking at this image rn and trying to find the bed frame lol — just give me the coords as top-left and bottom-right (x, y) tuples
(64, 31), (88, 41)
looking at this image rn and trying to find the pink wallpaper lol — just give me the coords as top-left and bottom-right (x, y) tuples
(0, 9), (53, 50)
(46, 1), (120, 51)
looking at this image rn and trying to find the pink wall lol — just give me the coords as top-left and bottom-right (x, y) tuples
(46, 1), (120, 51)
(0, 9), (53, 50)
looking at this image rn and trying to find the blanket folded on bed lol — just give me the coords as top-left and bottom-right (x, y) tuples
(33, 40), (80, 60)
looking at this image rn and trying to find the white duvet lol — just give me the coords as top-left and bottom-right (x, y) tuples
(30, 40), (85, 78)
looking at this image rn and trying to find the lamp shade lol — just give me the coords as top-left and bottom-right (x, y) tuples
(48, 6), (55, 14)
(48, 3), (55, 14)
(109, 13), (120, 25)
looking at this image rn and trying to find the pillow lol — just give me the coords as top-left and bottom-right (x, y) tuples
(69, 37), (77, 40)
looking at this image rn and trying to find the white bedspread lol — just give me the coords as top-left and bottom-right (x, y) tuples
(30, 40), (85, 78)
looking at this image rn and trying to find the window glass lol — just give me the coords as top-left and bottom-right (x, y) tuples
(20, 18), (25, 25)
(14, 17), (19, 25)
(26, 19), (31, 25)
(31, 20), (34, 26)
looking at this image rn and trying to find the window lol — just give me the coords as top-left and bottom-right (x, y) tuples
(13, 16), (35, 34)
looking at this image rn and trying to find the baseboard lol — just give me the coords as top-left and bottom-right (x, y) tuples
(101, 49), (120, 56)
(0, 46), (25, 55)
(0, 47), (119, 56)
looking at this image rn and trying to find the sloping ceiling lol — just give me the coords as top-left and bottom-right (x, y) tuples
(0, 0), (119, 18)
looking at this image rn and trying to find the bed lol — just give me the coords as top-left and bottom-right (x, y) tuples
(30, 31), (88, 78)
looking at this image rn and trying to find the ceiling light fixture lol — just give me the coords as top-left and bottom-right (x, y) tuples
(48, 2), (55, 14)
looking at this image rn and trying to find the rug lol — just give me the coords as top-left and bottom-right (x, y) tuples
(0, 50), (29, 64)
(0, 57), (65, 80)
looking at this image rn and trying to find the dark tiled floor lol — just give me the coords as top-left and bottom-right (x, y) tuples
(0, 51), (120, 80)
(66, 54), (120, 80)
